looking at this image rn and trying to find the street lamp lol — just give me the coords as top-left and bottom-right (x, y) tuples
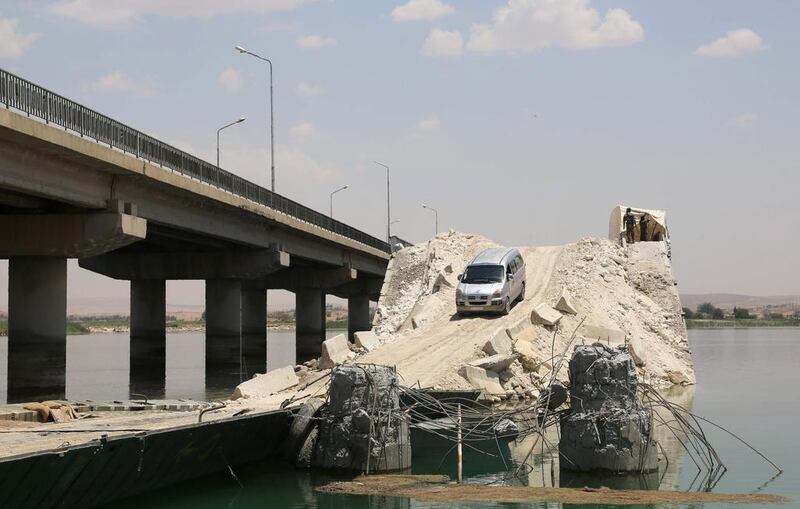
(329, 185), (349, 218)
(235, 45), (275, 193)
(422, 203), (438, 237)
(374, 161), (391, 244)
(216, 117), (246, 167)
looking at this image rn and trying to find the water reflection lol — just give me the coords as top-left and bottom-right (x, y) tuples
(0, 330), (340, 404)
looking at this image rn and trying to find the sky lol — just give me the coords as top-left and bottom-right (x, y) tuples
(0, 0), (798, 311)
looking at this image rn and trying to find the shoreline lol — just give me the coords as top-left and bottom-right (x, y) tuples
(686, 319), (800, 329)
(0, 323), (350, 337)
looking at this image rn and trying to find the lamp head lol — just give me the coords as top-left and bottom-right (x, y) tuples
(235, 45), (247, 53)
(237, 117), (246, 123)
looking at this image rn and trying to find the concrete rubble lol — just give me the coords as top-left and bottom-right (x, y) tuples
(459, 365), (506, 396)
(319, 334), (352, 369)
(483, 328), (512, 356)
(354, 330), (381, 352)
(559, 343), (658, 473)
(231, 365), (298, 400)
(312, 365), (410, 472)
(512, 339), (539, 372)
(555, 287), (578, 315)
(359, 231), (694, 394)
(531, 303), (563, 327)
(506, 316), (537, 342)
(467, 353), (518, 373)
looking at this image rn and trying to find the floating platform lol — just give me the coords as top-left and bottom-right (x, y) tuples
(0, 401), (293, 508)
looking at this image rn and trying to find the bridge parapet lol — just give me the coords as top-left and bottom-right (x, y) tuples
(0, 67), (389, 254)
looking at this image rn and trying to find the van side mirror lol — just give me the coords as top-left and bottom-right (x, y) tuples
(457, 274), (463, 281)
(507, 273), (514, 281)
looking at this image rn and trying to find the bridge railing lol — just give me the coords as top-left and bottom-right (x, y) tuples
(0, 68), (390, 253)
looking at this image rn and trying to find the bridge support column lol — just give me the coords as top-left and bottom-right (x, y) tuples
(296, 289), (326, 362)
(348, 294), (371, 341)
(129, 279), (166, 398)
(241, 289), (267, 377)
(205, 280), (242, 389)
(7, 257), (67, 403)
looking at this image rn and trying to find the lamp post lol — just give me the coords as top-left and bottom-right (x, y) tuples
(374, 161), (390, 244)
(235, 45), (275, 193)
(329, 185), (348, 218)
(422, 203), (438, 237)
(216, 117), (246, 167)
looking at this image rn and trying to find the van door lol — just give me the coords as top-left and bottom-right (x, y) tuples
(506, 259), (518, 297)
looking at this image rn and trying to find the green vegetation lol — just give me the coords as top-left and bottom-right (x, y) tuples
(66, 322), (91, 334)
(325, 319), (348, 330)
(0, 313), (352, 336)
(686, 317), (800, 329)
(684, 302), (800, 328)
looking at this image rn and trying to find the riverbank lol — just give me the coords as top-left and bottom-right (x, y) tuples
(0, 319), (349, 336)
(686, 318), (800, 329)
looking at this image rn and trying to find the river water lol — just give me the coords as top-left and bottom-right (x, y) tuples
(1, 328), (797, 507)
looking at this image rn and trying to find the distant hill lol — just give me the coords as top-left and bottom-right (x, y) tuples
(681, 294), (800, 311)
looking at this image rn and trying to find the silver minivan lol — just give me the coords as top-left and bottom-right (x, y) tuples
(456, 248), (526, 315)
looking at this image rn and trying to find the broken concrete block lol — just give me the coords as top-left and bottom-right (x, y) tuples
(513, 340), (539, 371)
(579, 324), (626, 343)
(627, 335), (647, 367)
(555, 288), (578, 315)
(319, 334), (351, 369)
(483, 328), (512, 356)
(467, 353), (518, 373)
(354, 330), (380, 352)
(531, 303), (563, 327)
(231, 366), (299, 400)
(459, 365), (505, 396)
(505, 316), (537, 342)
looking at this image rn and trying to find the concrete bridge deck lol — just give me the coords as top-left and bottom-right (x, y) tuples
(0, 68), (390, 403)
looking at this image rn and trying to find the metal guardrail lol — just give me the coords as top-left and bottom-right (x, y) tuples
(0, 68), (390, 254)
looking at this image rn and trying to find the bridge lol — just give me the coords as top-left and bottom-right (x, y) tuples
(0, 68), (391, 403)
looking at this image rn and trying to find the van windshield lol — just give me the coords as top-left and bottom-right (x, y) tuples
(462, 265), (504, 284)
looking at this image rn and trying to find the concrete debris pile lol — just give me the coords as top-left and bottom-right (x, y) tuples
(373, 231), (498, 336)
(559, 343), (658, 473)
(548, 238), (692, 384)
(357, 231), (692, 398)
(311, 365), (410, 472)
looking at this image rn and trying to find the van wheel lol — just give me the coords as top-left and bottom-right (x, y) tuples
(518, 282), (526, 302)
(502, 298), (511, 315)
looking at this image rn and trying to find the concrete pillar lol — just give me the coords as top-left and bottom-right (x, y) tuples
(129, 280), (166, 398)
(7, 257), (67, 403)
(241, 288), (267, 377)
(205, 279), (242, 387)
(348, 294), (371, 341)
(296, 289), (326, 362)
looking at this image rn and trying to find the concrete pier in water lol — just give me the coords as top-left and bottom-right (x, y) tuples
(559, 343), (658, 473)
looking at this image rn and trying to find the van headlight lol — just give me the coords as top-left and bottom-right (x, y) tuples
(456, 288), (463, 299)
(492, 289), (502, 297)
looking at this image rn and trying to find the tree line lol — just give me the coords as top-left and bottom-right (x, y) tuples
(684, 303), (800, 320)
